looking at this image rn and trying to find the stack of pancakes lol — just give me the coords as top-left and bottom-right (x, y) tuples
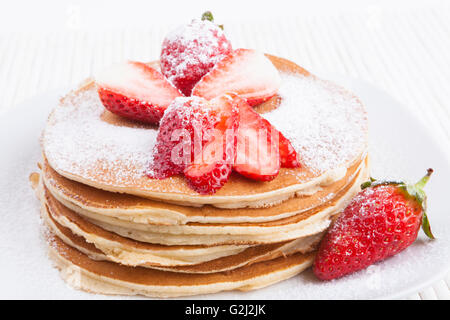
(33, 55), (369, 297)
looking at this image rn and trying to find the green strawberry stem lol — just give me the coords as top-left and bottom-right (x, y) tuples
(415, 168), (433, 189)
(422, 212), (434, 240)
(201, 11), (224, 30)
(413, 168), (435, 239)
(201, 11), (214, 22)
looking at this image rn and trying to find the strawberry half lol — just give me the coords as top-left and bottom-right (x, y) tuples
(234, 98), (281, 181)
(192, 48), (281, 107)
(184, 94), (239, 194)
(96, 61), (181, 124)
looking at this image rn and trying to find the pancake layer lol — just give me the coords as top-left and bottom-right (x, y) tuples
(41, 194), (321, 273)
(42, 155), (364, 225)
(47, 233), (315, 298)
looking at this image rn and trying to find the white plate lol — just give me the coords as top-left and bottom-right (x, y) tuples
(0, 77), (449, 300)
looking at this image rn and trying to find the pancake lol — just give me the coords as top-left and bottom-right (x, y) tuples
(56, 158), (367, 234)
(52, 160), (368, 246)
(42, 154), (365, 226)
(37, 181), (252, 266)
(41, 55), (368, 208)
(42, 195), (321, 273)
(40, 182), (321, 271)
(46, 233), (315, 298)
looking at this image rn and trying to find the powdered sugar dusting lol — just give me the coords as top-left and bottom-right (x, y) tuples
(263, 74), (368, 174)
(160, 19), (232, 95)
(162, 95), (210, 124)
(43, 86), (158, 183)
(162, 20), (230, 79)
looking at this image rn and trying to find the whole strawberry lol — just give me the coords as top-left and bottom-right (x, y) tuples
(313, 169), (435, 280)
(160, 11), (232, 96)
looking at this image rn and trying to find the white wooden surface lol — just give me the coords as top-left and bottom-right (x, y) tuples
(0, 1), (449, 299)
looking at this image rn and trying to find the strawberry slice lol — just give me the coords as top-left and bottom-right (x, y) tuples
(279, 137), (299, 168)
(184, 94), (238, 194)
(277, 129), (300, 168)
(96, 61), (181, 124)
(192, 49), (281, 107)
(234, 99), (281, 181)
(184, 147), (233, 195)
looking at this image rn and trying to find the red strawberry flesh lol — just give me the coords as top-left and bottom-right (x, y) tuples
(279, 132), (300, 168)
(234, 99), (280, 181)
(184, 94), (238, 194)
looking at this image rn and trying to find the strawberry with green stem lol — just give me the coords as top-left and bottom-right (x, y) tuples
(313, 169), (435, 281)
(160, 11), (232, 96)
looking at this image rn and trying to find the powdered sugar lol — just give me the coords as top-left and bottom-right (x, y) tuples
(162, 19), (230, 77)
(263, 74), (368, 174)
(162, 95), (210, 123)
(160, 19), (232, 95)
(43, 86), (158, 184)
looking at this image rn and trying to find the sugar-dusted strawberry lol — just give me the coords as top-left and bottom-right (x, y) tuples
(184, 94), (239, 194)
(147, 96), (215, 179)
(160, 11), (232, 96)
(96, 61), (181, 124)
(234, 99), (281, 181)
(192, 48), (281, 107)
(313, 169), (435, 281)
(148, 94), (238, 185)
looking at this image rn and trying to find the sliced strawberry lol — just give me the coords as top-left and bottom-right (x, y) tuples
(184, 162), (233, 195)
(234, 99), (280, 181)
(96, 61), (181, 124)
(277, 129), (300, 168)
(258, 118), (300, 168)
(184, 148), (233, 195)
(184, 94), (238, 194)
(192, 49), (281, 107)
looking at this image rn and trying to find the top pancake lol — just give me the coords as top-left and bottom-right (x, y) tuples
(42, 55), (368, 207)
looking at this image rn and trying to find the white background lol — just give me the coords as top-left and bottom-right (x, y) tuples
(0, 0), (449, 299)
(0, 0), (447, 32)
